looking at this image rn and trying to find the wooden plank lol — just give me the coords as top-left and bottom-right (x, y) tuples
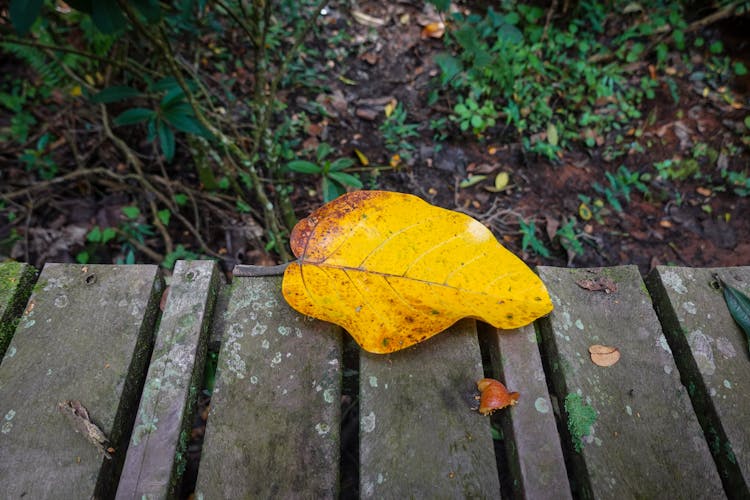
(117, 260), (221, 499)
(359, 319), (501, 498)
(647, 266), (750, 498)
(480, 324), (571, 500)
(0, 263), (161, 498)
(0, 262), (36, 363)
(536, 266), (724, 499)
(195, 276), (342, 498)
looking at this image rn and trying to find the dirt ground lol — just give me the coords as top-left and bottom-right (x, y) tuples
(1, 2), (748, 276)
(295, 1), (750, 276)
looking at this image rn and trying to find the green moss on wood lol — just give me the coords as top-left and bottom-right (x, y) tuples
(0, 263), (36, 361)
(564, 393), (597, 453)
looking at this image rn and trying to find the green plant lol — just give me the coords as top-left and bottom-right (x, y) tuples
(555, 219), (584, 257)
(163, 244), (199, 269)
(429, 117), (449, 144)
(723, 170), (750, 197)
(653, 158), (700, 182)
(451, 97), (497, 135)
(519, 218), (550, 257)
(379, 103), (420, 158)
(96, 80), (209, 163)
(5, 0), (331, 263)
(0, 80), (38, 144)
(19, 133), (58, 180)
(288, 143), (363, 202)
(431, 2), (700, 160)
(593, 165), (648, 212)
(577, 194), (606, 224)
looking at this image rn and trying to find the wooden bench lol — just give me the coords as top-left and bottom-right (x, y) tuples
(0, 261), (748, 498)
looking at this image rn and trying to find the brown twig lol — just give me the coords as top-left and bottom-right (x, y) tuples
(114, 228), (164, 263)
(100, 104), (175, 255)
(2, 165), (223, 260)
(541, 0), (558, 43)
(117, 0), (292, 260)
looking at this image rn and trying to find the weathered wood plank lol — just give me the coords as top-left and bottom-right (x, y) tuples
(480, 324), (571, 500)
(195, 276), (342, 498)
(0, 262), (36, 363)
(359, 319), (501, 498)
(0, 263), (161, 498)
(536, 266), (724, 499)
(647, 266), (750, 498)
(117, 260), (221, 499)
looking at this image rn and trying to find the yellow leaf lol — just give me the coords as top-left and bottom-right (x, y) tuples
(547, 122), (558, 146)
(282, 191), (553, 353)
(354, 148), (369, 166)
(485, 172), (510, 192)
(578, 202), (592, 221)
(69, 85), (82, 97)
(384, 100), (396, 118)
(494, 172), (509, 190)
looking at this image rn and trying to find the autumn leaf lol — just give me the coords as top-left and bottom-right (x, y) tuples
(589, 344), (621, 366)
(421, 22), (445, 39)
(477, 378), (519, 415)
(282, 191), (553, 353)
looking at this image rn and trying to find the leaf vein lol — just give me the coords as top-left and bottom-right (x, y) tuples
(357, 215), (441, 268)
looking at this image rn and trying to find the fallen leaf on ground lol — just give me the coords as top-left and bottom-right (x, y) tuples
(353, 148), (369, 166)
(576, 276), (617, 294)
(421, 21), (445, 39)
(384, 99), (397, 117)
(360, 52), (379, 65)
(476, 378), (519, 415)
(282, 191), (553, 353)
(578, 202), (592, 221)
(459, 174), (486, 188)
(484, 171), (510, 192)
(589, 344), (621, 366)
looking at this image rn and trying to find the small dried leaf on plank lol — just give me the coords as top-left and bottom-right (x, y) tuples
(588, 344), (621, 366)
(57, 400), (112, 459)
(576, 276), (617, 294)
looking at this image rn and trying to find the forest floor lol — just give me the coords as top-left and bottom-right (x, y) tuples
(2, 1), (749, 276)
(297, 1), (750, 275)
